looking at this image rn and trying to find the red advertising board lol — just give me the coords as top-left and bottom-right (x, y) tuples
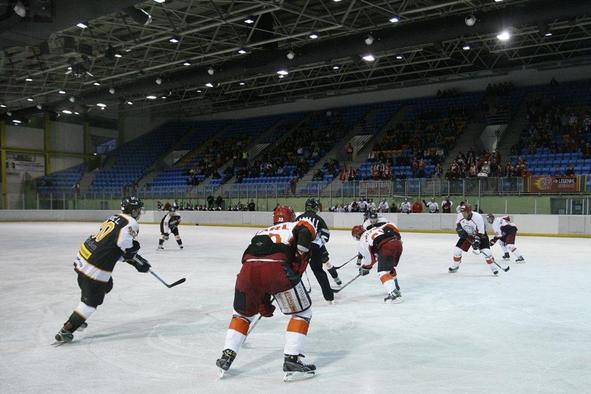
(527, 176), (581, 193)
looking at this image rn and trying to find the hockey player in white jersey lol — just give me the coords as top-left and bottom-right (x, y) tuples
(357, 221), (403, 302)
(362, 210), (388, 231)
(449, 204), (499, 275)
(487, 214), (525, 263)
(157, 203), (183, 250)
(400, 198), (411, 214)
(423, 198), (439, 213)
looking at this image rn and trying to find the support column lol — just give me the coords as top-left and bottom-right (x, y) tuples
(43, 113), (51, 175)
(0, 121), (7, 208)
(118, 110), (125, 146)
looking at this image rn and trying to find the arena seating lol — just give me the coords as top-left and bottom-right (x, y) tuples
(37, 164), (85, 196)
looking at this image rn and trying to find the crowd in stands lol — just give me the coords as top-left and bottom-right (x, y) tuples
(444, 149), (530, 180)
(233, 118), (343, 183)
(328, 197), (487, 214)
(156, 197), (258, 211)
(512, 98), (591, 161)
(312, 159), (340, 181)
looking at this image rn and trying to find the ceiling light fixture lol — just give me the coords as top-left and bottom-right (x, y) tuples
(93, 81), (101, 86)
(12, 119), (22, 124)
(76, 21), (88, 29)
(239, 81), (245, 86)
(287, 51), (295, 60)
(0, 104), (6, 108)
(26, 97), (34, 102)
(169, 35), (180, 44)
(58, 90), (66, 94)
(309, 32), (319, 39)
(96, 103), (107, 108)
(462, 43), (471, 50)
(276, 69), (289, 76)
(496, 30), (511, 41)
(207, 67), (215, 76)
(365, 35), (374, 46)
(146, 95), (157, 100)
(238, 48), (248, 55)
(395, 55), (403, 60)
(127, 101), (133, 105)
(244, 17), (255, 24)
(389, 16), (400, 23)
(25, 77), (33, 82)
(205, 82), (214, 88)
(62, 109), (73, 115)
(183, 61), (191, 66)
(155, 77), (162, 85)
(362, 54), (375, 62)
(109, 88), (116, 94)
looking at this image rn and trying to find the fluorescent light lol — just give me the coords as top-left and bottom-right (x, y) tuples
(12, 119), (22, 124)
(114, 53), (122, 58)
(276, 69), (289, 76)
(545, 32), (553, 37)
(333, 0), (342, 2)
(169, 36), (180, 44)
(239, 81), (245, 86)
(25, 77), (33, 82)
(58, 90), (66, 94)
(76, 22), (88, 29)
(161, 96), (167, 99)
(497, 30), (511, 41)
(0, 104), (6, 108)
(395, 55), (403, 60)
(238, 48), (247, 54)
(332, 65), (340, 70)
(62, 110), (72, 115)
(127, 101), (133, 105)
(205, 82), (214, 88)
(494, 0), (503, 2)
(26, 97), (34, 102)
(278, 75), (285, 79)
(244, 17), (254, 24)
(183, 61), (191, 66)
(154, 0), (166, 3)
(389, 16), (400, 23)
(146, 95), (157, 100)
(197, 89), (202, 93)
(93, 81), (101, 86)
(362, 54), (375, 62)
(96, 103), (107, 108)
(309, 32), (319, 39)
(74, 111), (80, 115)
(462, 44), (471, 51)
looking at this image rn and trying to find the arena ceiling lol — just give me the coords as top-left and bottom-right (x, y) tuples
(1, 0), (591, 120)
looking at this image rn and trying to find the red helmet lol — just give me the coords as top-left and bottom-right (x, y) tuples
(351, 225), (365, 240)
(273, 205), (295, 224)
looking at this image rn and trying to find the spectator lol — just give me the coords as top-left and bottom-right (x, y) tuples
(412, 200), (423, 213)
(565, 163), (575, 176)
(247, 200), (256, 211)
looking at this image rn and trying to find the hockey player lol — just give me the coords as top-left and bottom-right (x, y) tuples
(423, 198), (439, 213)
(362, 210), (388, 231)
(357, 221), (404, 302)
(487, 214), (525, 263)
(441, 196), (453, 213)
(158, 203), (183, 250)
(400, 198), (411, 214)
(54, 196), (151, 344)
(296, 198), (341, 300)
(216, 216), (318, 380)
(449, 204), (498, 275)
(352, 225), (365, 266)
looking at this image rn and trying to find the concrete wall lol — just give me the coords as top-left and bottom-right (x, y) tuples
(0, 210), (589, 236)
(51, 122), (84, 153)
(5, 125), (44, 150)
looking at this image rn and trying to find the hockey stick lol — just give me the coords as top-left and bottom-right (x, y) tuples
(492, 260), (510, 272)
(334, 256), (357, 269)
(149, 270), (186, 288)
(331, 273), (361, 293)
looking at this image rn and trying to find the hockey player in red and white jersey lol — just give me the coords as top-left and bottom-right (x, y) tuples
(216, 206), (318, 381)
(356, 221), (404, 302)
(487, 214), (525, 263)
(362, 210), (388, 231)
(449, 204), (499, 275)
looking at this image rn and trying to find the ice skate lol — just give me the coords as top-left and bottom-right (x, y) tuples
(157, 245), (164, 250)
(515, 256), (525, 263)
(53, 328), (73, 345)
(448, 266), (459, 273)
(502, 252), (510, 261)
(384, 289), (401, 303)
(216, 349), (236, 378)
(492, 270), (499, 276)
(283, 354), (316, 382)
(77, 322), (88, 332)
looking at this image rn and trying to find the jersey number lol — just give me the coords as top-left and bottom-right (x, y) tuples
(95, 221), (115, 242)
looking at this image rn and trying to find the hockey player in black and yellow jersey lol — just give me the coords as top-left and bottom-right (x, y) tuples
(54, 196), (151, 344)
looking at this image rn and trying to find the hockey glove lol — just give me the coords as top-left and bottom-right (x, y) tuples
(128, 254), (151, 273)
(122, 240), (140, 260)
(359, 264), (372, 276)
(472, 238), (481, 251)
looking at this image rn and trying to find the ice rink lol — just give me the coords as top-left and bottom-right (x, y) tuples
(1, 221), (590, 394)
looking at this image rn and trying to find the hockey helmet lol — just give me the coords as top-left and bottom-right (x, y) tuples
(351, 225), (365, 240)
(121, 196), (144, 219)
(369, 210), (379, 225)
(305, 198), (320, 212)
(170, 202), (178, 212)
(273, 205), (295, 225)
(486, 213), (495, 224)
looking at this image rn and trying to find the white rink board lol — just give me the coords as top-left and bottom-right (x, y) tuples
(0, 222), (590, 394)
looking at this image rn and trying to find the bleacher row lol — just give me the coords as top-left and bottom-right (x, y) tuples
(35, 79), (591, 197)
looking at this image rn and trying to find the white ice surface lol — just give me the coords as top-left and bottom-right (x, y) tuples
(1, 222), (590, 394)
